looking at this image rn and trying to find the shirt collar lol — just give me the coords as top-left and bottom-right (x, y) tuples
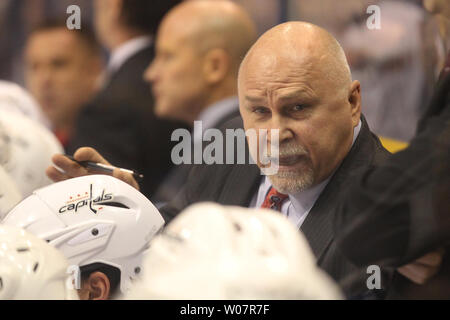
(352, 119), (362, 145)
(108, 36), (153, 74)
(197, 96), (239, 131)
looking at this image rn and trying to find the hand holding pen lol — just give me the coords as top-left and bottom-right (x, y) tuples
(64, 155), (144, 181)
(46, 147), (142, 191)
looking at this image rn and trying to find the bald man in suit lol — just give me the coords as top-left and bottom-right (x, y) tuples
(49, 21), (396, 297)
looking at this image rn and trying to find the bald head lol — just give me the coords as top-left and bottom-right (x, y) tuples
(146, 0), (257, 123)
(162, 0), (256, 72)
(240, 22), (352, 97)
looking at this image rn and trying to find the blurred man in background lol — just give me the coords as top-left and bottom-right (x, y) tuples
(68, 0), (185, 201)
(25, 20), (103, 149)
(145, 0), (257, 202)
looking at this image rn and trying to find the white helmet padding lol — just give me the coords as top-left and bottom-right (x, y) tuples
(0, 111), (63, 197)
(0, 165), (22, 220)
(0, 225), (79, 300)
(124, 203), (343, 300)
(3, 175), (165, 294)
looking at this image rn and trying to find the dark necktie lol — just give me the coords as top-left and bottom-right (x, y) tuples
(261, 187), (289, 212)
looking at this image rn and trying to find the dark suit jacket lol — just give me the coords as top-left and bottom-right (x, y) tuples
(153, 105), (241, 204)
(160, 114), (392, 297)
(334, 58), (450, 299)
(68, 45), (187, 201)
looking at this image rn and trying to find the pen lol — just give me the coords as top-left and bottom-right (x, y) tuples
(65, 155), (144, 181)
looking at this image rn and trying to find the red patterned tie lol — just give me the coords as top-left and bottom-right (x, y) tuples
(261, 187), (289, 212)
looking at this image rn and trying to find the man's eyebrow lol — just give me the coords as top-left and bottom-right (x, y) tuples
(278, 88), (317, 101)
(244, 95), (265, 103)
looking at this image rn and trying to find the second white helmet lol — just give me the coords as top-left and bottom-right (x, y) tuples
(0, 111), (63, 197)
(125, 203), (343, 300)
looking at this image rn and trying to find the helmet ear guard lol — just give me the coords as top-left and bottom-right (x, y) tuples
(3, 175), (165, 295)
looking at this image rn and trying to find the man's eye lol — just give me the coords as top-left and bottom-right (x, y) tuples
(51, 58), (69, 69)
(160, 52), (174, 61)
(253, 107), (270, 114)
(292, 104), (306, 111)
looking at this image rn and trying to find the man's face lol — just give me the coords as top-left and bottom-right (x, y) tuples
(25, 28), (99, 130)
(239, 52), (359, 194)
(144, 21), (208, 123)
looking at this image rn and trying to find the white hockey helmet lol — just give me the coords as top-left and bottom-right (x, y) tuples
(0, 164), (22, 220)
(0, 224), (79, 300)
(0, 111), (63, 197)
(124, 203), (343, 300)
(0, 80), (50, 128)
(3, 175), (165, 295)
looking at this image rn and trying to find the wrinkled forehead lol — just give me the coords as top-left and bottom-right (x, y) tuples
(238, 47), (322, 94)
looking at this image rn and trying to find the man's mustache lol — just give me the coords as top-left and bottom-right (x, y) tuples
(263, 142), (309, 160)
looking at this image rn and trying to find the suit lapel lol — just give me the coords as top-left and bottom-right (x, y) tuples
(218, 163), (261, 207)
(103, 45), (154, 92)
(215, 108), (241, 128)
(301, 117), (378, 261)
(215, 113), (261, 207)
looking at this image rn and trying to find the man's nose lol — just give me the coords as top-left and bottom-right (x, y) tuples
(38, 68), (53, 89)
(144, 61), (158, 83)
(269, 114), (295, 143)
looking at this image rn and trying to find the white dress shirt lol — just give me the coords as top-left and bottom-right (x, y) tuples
(107, 36), (153, 74)
(250, 120), (362, 228)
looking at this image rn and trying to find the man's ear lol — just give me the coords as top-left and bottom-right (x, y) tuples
(348, 80), (362, 127)
(202, 48), (231, 85)
(84, 271), (111, 300)
(111, 0), (125, 24)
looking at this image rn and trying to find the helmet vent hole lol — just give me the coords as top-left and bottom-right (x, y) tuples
(91, 228), (99, 236)
(0, 277), (3, 290)
(269, 226), (278, 238)
(33, 262), (39, 273)
(17, 247), (29, 253)
(233, 223), (242, 232)
(98, 202), (129, 209)
(134, 267), (141, 274)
